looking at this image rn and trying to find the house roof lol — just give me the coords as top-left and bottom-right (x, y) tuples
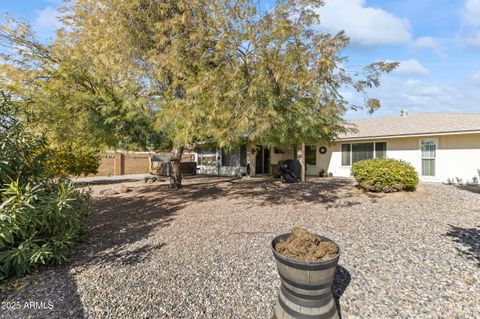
(338, 112), (480, 141)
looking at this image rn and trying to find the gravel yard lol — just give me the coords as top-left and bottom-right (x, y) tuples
(1, 176), (479, 318)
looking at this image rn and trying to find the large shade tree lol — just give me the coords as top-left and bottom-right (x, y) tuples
(0, 0), (397, 187)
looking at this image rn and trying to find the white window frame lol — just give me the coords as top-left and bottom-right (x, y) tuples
(341, 141), (388, 167)
(419, 138), (437, 177)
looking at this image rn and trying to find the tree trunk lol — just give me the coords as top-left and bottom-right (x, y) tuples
(170, 146), (184, 189)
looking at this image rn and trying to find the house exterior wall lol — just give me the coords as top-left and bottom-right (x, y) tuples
(437, 133), (480, 183)
(271, 147), (295, 164)
(325, 133), (480, 183)
(192, 133), (480, 182)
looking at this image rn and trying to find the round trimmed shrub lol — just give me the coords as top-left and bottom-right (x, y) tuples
(351, 158), (419, 192)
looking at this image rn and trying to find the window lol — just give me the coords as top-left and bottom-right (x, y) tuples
(375, 142), (387, 159)
(341, 142), (387, 166)
(352, 143), (374, 162)
(341, 144), (351, 166)
(305, 145), (316, 165)
(421, 139), (436, 176)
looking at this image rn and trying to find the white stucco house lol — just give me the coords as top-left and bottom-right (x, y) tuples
(195, 112), (480, 183)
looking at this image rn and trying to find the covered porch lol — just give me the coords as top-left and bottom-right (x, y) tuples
(194, 142), (335, 178)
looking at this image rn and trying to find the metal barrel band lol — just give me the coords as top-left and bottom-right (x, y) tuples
(277, 295), (338, 319)
(280, 285), (333, 307)
(274, 254), (338, 271)
(281, 283), (332, 301)
(279, 272), (334, 291)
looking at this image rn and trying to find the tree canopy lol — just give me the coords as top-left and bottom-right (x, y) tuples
(0, 0), (397, 152)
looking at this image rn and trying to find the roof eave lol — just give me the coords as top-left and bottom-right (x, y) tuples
(336, 129), (480, 142)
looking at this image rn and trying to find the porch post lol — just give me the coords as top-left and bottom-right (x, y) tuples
(300, 143), (306, 182)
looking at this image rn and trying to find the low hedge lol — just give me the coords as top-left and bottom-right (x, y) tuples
(351, 158), (419, 192)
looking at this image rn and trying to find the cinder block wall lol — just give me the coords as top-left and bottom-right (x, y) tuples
(92, 151), (195, 176)
(92, 152), (151, 176)
(123, 153), (151, 175)
(96, 153), (116, 176)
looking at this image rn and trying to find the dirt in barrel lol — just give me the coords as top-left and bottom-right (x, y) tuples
(275, 227), (338, 262)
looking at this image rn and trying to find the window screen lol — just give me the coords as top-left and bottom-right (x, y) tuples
(305, 145), (316, 165)
(341, 144), (351, 166)
(421, 140), (436, 176)
(375, 142), (387, 159)
(352, 143), (374, 163)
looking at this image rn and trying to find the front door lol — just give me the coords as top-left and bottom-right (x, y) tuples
(255, 145), (270, 174)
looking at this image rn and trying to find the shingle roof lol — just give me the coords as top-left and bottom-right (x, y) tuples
(338, 112), (480, 140)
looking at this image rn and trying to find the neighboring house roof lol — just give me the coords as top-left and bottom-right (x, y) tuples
(338, 112), (480, 141)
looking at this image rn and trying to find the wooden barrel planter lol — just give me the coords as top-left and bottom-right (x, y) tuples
(271, 233), (340, 319)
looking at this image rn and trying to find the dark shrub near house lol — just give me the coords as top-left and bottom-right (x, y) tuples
(352, 158), (419, 192)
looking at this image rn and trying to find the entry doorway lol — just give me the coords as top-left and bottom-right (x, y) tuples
(255, 145), (270, 175)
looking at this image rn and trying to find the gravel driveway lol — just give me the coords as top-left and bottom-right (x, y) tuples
(1, 177), (479, 318)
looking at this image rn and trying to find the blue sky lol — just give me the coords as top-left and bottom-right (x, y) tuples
(2, 0), (480, 119)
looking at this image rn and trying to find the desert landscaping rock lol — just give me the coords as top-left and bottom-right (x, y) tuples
(1, 177), (479, 318)
(115, 184), (131, 193)
(98, 189), (119, 196)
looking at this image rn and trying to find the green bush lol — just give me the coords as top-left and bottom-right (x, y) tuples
(0, 94), (92, 283)
(44, 145), (100, 178)
(351, 158), (419, 192)
(0, 180), (91, 281)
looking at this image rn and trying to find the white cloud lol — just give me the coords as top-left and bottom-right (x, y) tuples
(35, 6), (63, 29)
(317, 0), (412, 46)
(462, 0), (480, 27)
(391, 59), (429, 76)
(34, 6), (64, 39)
(463, 33), (480, 47)
(404, 79), (442, 96)
(345, 75), (480, 119)
(411, 37), (447, 58)
(460, 0), (480, 47)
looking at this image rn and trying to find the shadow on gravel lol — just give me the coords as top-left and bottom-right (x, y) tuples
(78, 195), (179, 267)
(0, 193), (179, 318)
(455, 185), (480, 195)
(137, 177), (364, 208)
(445, 225), (480, 267)
(0, 268), (86, 318)
(333, 266), (351, 319)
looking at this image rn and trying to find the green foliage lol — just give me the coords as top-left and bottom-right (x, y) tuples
(0, 93), (49, 185)
(0, 180), (91, 282)
(44, 145), (100, 178)
(0, 94), (99, 180)
(0, 94), (92, 283)
(352, 158), (419, 192)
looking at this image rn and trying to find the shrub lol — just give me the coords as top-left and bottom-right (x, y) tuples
(44, 145), (100, 178)
(0, 94), (92, 283)
(352, 158), (419, 192)
(0, 180), (91, 282)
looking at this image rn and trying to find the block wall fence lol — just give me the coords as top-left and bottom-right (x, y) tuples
(93, 151), (195, 176)
(94, 152), (152, 176)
